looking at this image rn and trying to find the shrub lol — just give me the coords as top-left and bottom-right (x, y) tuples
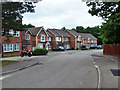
(81, 48), (88, 50)
(32, 48), (48, 55)
(81, 45), (86, 48)
(76, 47), (79, 50)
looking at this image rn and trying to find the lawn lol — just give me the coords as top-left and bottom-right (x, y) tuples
(0, 60), (21, 66)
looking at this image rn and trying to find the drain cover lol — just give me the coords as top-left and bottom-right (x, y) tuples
(111, 69), (120, 76)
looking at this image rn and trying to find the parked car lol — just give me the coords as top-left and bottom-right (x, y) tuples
(20, 50), (32, 57)
(97, 45), (102, 49)
(52, 46), (65, 51)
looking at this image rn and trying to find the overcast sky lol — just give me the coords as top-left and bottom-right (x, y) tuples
(22, 0), (103, 29)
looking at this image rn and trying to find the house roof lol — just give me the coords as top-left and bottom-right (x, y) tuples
(46, 32), (52, 37)
(66, 30), (79, 37)
(79, 33), (97, 40)
(22, 39), (32, 46)
(48, 29), (70, 37)
(27, 27), (43, 35)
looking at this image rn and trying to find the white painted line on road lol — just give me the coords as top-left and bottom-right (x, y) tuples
(0, 75), (12, 80)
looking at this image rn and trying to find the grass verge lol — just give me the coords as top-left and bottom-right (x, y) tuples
(0, 60), (22, 66)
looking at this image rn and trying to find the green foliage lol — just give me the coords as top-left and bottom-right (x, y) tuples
(32, 48), (48, 55)
(100, 13), (120, 44)
(72, 26), (103, 45)
(22, 23), (35, 28)
(76, 47), (79, 50)
(2, 2), (35, 30)
(81, 48), (88, 50)
(81, 45), (86, 48)
(61, 27), (66, 31)
(86, 2), (120, 44)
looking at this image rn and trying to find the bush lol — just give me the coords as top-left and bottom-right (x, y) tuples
(32, 48), (48, 55)
(76, 47), (79, 50)
(81, 45), (86, 48)
(81, 48), (88, 50)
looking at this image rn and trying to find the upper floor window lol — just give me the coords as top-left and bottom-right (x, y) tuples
(47, 37), (51, 41)
(91, 40), (94, 42)
(26, 34), (30, 40)
(57, 37), (61, 41)
(65, 38), (68, 41)
(9, 29), (13, 35)
(14, 31), (20, 37)
(14, 44), (19, 51)
(41, 34), (45, 42)
(3, 44), (13, 52)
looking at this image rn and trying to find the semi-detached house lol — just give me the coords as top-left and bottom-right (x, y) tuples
(47, 29), (71, 49)
(22, 27), (52, 51)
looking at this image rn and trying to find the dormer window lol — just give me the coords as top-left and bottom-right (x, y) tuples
(26, 34), (30, 40)
(14, 31), (20, 37)
(41, 34), (45, 42)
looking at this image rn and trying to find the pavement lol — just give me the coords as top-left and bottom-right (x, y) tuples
(1, 49), (119, 88)
(0, 51), (66, 75)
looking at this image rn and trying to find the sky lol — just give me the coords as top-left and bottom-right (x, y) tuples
(22, 0), (103, 29)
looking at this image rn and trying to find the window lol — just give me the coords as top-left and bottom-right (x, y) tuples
(58, 37), (61, 40)
(65, 38), (68, 41)
(41, 34), (45, 42)
(26, 34), (30, 40)
(88, 40), (90, 42)
(38, 44), (43, 48)
(47, 37), (51, 41)
(14, 31), (20, 37)
(3, 44), (13, 52)
(91, 40), (94, 42)
(14, 44), (19, 51)
(9, 29), (13, 35)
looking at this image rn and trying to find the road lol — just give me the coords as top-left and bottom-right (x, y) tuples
(2, 50), (119, 88)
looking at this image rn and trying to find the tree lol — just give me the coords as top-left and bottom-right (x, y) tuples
(22, 23), (35, 28)
(61, 27), (66, 31)
(86, 1), (120, 44)
(2, 2), (36, 31)
(86, 2), (120, 20)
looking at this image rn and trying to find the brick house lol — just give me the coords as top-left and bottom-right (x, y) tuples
(79, 33), (97, 48)
(22, 27), (52, 51)
(65, 30), (82, 49)
(1, 29), (22, 56)
(47, 29), (71, 49)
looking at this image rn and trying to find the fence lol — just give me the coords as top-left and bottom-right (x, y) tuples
(103, 44), (120, 56)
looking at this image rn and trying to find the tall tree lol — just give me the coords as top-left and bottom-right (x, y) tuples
(22, 23), (35, 28)
(61, 27), (66, 31)
(2, 2), (36, 31)
(86, 1), (120, 44)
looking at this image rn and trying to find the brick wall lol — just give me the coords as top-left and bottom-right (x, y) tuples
(103, 44), (120, 56)
(65, 30), (76, 49)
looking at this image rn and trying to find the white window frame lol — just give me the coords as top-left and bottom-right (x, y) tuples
(14, 31), (20, 37)
(14, 44), (19, 51)
(65, 38), (68, 41)
(3, 44), (13, 52)
(91, 40), (94, 42)
(38, 44), (43, 48)
(56, 37), (61, 42)
(26, 34), (30, 40)
(9, 29), (13, 35)
(41, 34), (45, 42)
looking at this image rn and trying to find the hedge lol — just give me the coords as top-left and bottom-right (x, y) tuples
(32, 48), (48, 55)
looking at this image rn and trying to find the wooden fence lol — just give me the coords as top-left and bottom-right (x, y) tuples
(103, 44), (120, 56)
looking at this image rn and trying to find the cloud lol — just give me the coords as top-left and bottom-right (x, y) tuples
(22, 0), (103, 29)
